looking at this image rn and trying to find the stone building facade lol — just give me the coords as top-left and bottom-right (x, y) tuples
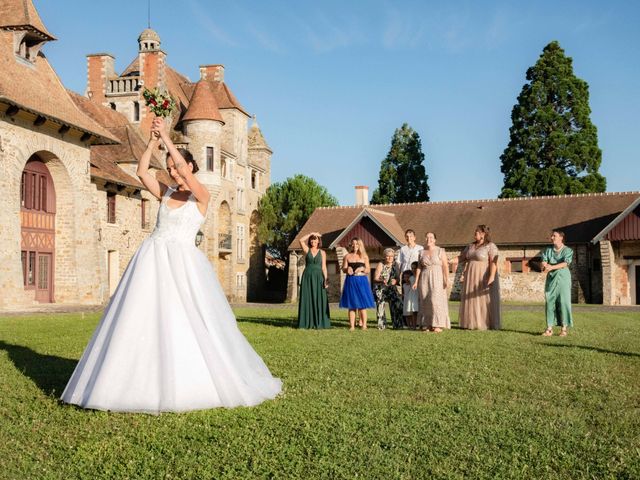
(288, 187), (640, 306)
(0, 0), (271, 310)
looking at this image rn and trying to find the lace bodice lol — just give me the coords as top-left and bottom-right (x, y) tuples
(149, 187), (205, 245)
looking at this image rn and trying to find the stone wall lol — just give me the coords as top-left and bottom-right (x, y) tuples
(0, 111), (103, 310)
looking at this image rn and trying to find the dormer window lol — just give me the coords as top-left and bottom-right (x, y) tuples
(14, 32), (47, 63)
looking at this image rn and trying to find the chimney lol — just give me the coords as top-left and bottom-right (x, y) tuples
(355, 186), (369, 206)
(199, 64), (225, 82)
(86, 53), (115, 103)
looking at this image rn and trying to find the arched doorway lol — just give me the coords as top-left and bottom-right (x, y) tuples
(217, 201), (232, 297)
(247, 210), (264, 301)
(20, 156), (56, 302)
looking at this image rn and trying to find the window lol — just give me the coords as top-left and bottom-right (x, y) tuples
(141, 198), (150, 229)
(236, 188), (244, 212)
(24, 251), (36, 286)
(110, 102), (116, 110)
(133, 101), (140, 122)
(236, 224), (245, 261)
(21, 251), (27, 285)
(107, 192), (116, 224)
(206, 147), (214, 172)
(593, 258), (601, 272)
(236, 273), (245, 288)
(251, 170), (258, 189)
(510, 259), (524, 273)
(21, 171), (47, 211)
(221, 158), (227, 178)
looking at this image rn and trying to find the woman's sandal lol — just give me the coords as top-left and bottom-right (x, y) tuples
(542, 328), (553, 337)
(559, 328), (568, 337)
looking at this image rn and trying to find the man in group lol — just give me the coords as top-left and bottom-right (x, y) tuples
(397, 229), (423, 274)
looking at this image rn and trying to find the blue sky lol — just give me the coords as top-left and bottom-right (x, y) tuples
(37, 0), (639, 205)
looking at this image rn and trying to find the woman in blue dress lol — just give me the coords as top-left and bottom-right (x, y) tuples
(340, 237), (375, 330)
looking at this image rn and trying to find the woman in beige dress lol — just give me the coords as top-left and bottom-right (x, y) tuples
(456, 225), (501, 330)
(413, 232), (450, 333)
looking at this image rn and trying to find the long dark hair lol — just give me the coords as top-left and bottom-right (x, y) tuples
(167, 148), (199, 173)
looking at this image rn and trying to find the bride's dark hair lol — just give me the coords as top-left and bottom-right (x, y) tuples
(167, 148), (199, 174)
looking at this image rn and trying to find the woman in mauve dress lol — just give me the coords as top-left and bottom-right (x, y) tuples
(456, 225), (501, 330)
(413, 232), (451, 333)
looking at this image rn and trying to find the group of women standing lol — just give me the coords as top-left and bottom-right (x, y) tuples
(297, 225), (574, 337)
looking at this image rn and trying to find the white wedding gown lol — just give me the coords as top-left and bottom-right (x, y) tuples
(61, 186), (282, 413)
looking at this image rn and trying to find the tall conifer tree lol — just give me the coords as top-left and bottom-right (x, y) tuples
(371, 123), (430, 204)
(500, 41), (605, 198)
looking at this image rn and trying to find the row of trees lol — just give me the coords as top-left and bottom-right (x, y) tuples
(258, 40), (606, 268)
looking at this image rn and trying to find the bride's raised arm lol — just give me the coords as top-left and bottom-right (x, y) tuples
(152, 118), (210, 210)
(136, 131), (167, 200)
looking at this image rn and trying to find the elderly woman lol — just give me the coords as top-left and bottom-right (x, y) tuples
(541, 230), (573, 337)
(373, 248), (403, 330)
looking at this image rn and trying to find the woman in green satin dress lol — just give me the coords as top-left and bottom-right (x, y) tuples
(541, 230), (573, 337)
(297, 232), (331, 329)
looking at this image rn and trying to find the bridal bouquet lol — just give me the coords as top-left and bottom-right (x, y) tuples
(142, 88), (176, 117)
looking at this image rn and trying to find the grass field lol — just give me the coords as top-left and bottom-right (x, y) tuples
(0, 306), (638, 479)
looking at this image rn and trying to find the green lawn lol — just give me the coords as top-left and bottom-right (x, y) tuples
(0, 306), (638, 479)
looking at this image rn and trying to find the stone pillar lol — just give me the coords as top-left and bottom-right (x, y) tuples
(599, 240), (615, 305)
(286, 251), (299, 303)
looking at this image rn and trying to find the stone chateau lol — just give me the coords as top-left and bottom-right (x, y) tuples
(289, 187), (640, 306)
(0, 0), (271, 310)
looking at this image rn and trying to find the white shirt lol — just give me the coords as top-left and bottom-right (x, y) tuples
(397, 244), (424, 274)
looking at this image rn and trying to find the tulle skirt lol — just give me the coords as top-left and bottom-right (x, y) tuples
(61, 237), (282, 414)
(339, 275), (375, 309)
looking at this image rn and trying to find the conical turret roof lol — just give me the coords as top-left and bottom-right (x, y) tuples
(182, 80), (224, 123)
(248, 116), (272, 152)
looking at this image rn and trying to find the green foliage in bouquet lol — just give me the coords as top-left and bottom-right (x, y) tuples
(142, 88), (177, 117)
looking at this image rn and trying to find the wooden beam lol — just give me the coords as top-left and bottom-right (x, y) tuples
(33, 115), (46, 126)
(80, 132), (92, 142)
(58, 125), (70, 135)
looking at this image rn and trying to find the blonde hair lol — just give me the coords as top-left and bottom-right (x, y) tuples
(350, 237), (368, 259)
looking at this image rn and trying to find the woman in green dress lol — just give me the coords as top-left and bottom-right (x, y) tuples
(541, 230), (573, 337)
(297, 232), (331, 329)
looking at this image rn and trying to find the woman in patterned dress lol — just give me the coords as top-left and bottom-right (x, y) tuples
(373, 248), (403, 330)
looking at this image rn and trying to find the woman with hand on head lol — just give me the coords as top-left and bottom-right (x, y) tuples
(413, 232), (450, 333)
(456, 225), (501, 330)
(339, 237), (376, 331)
(61, 117), (281, 413)
(541, 230), (574, 337)
(297, 232), (331, 329)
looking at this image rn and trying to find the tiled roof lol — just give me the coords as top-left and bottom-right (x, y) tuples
(182, 80), (224, 123)
(0, 0), (55, 40)
(290, 192), (640, 249)
(0, 31), (118, 143)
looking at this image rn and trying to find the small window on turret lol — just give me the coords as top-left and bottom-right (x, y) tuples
(133, 101), (140, 122)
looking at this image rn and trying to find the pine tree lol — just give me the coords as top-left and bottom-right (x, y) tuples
(371, 123), (430, 204)
(500, 41), (605, 198)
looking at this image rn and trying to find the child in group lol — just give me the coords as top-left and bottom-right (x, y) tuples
(402, 264), (419, 329)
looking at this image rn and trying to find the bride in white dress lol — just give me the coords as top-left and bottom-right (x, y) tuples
(61, 118), (282, 413)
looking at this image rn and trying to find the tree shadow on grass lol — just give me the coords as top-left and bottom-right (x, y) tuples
(237, 316), (352, 329)
(543, 343), (640, 358)
(236, 316), (297, 329)
(0, 340), (77, 396)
